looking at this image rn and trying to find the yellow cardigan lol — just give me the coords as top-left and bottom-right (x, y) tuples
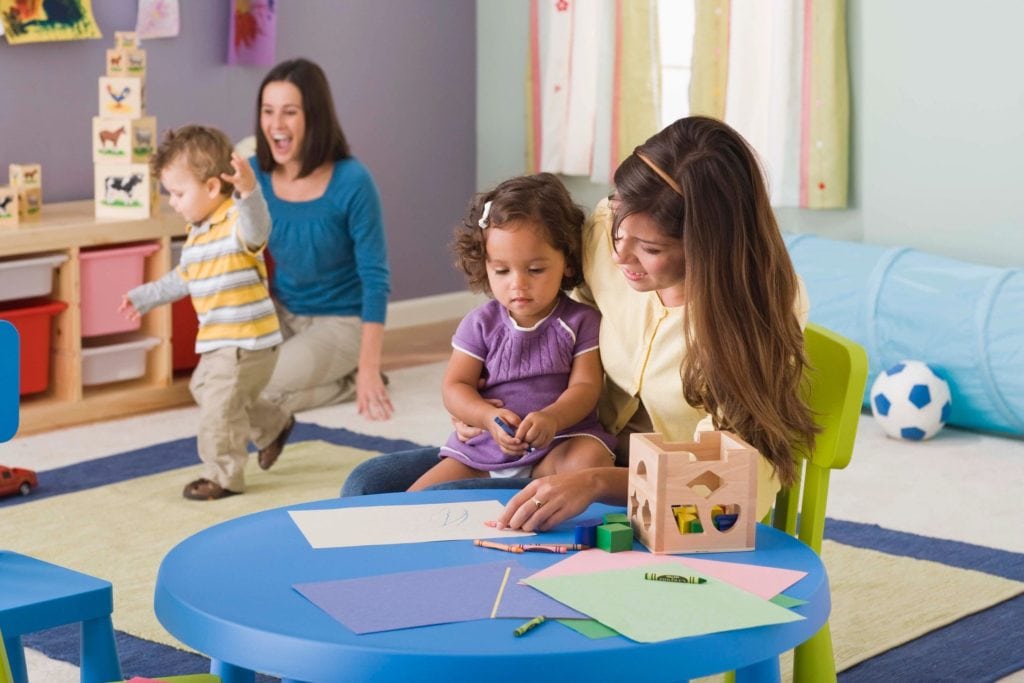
(576, 199), (809, 519)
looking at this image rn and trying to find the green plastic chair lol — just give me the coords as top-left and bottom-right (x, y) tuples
(772, 322), (868, 682)
(723, 322), (866, 683)
(112, 676), (220, 682)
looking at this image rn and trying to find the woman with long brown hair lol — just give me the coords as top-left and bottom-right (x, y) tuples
(343, 116), (816, 531)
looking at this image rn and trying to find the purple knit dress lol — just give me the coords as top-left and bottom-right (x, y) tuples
(440, 295), (616, 471)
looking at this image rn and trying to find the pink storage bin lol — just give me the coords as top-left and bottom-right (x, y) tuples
(79, 242), (160, 337)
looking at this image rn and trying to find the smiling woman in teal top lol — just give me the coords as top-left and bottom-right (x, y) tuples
(246, 58), (393, 470)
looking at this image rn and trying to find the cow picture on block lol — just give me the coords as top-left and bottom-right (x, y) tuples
(94, 163), (157, 219)
(627, 431), (759, 554)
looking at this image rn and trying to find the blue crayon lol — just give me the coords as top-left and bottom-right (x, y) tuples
(493, 417), (535, 452)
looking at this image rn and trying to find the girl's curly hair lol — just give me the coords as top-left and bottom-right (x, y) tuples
(452, 173), (585, 295)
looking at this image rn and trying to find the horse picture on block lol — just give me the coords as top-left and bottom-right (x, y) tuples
(628, 431), (758, 554)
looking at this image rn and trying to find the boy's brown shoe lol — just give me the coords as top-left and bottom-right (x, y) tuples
(258, 415), (295, 470)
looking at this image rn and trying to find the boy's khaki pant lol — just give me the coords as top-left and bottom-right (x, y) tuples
(189, 345), (285, 492)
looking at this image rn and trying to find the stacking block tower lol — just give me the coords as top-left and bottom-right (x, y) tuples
(627, 431), (759, 554)
(94, 31), (159, 219)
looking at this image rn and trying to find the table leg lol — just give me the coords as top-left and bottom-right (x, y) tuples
(79, 616), (123, 683)
(211, 659), (256, 683)
(3, 633), (28, 683)
(734, 655), (781, 683)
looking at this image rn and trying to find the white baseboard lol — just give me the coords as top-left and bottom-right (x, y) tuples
(386, 291), (486, 329)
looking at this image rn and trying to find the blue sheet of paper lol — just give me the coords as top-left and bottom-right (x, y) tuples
(294, 561), (584, 634)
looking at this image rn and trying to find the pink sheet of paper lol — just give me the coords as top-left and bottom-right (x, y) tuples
(527, 550), (805, 599)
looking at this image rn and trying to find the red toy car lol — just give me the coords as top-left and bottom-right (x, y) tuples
(0, 465), (37, 497)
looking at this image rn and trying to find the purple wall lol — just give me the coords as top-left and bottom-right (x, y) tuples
(0, 1), (473, 300)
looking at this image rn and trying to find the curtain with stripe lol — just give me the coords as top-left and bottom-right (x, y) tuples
(690, 0), (850, 208)
(526, 0), (660, 184)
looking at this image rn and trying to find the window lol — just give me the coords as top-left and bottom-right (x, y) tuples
(657, 0), (695, 128)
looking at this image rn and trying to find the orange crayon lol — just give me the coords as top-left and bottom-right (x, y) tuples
(473, 539), (523, 553)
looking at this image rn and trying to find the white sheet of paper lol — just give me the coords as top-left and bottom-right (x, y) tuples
(289, 501), (535, 548)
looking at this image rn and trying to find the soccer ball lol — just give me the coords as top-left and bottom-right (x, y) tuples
(870, 360), (952, 441)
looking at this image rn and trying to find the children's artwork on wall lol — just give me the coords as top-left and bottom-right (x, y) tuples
(0, 0), (101, 44)
(135, 0), (178, 40)
(227, 0), (275, 66)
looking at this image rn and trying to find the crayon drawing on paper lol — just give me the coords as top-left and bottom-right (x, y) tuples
(1, 0), (101, 44)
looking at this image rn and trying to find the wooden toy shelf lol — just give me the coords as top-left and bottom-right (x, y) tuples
(1, 199), (193, 435)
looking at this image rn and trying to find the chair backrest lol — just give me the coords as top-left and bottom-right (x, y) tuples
(0, 320), (18, 442)
(772, 322), (868, 553)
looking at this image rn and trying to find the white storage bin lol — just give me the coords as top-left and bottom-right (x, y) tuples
(0, 253), (69, 303)
(81, 334), (160, 386)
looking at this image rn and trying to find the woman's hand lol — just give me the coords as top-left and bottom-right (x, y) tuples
(221, 152), (256, 198)
(495, 470), (603, 532)
(452, 396), (503, 442)
(356, 370), (393, 421)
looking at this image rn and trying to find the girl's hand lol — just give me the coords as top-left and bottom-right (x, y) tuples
(495, 471), (599, 532)
(119, 295), (140, 321)
(356, 370), (393, 421)
(220, 152), (256, 198)
(518, 410), (557, 449)
(489, 409), (531, 457)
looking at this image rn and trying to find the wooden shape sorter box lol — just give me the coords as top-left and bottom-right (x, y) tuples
(93, 116), (157, 164)
(628, 431), (758, 554)
(94, 163), (158, 219)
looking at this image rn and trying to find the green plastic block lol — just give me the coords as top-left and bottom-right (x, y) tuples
(596, 522), (633, 552)
(602, 512), (629, 526)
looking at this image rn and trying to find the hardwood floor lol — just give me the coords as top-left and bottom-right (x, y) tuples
(381, 318), (459, 372)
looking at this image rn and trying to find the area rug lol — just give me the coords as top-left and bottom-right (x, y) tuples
(5, 423), (1023, 682)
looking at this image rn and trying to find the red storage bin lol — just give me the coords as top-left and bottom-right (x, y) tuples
(79, 242), (160, 338)
(0, 298), (68, 395)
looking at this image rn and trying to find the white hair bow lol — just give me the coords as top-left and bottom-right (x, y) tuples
(478, 200), (493, 229)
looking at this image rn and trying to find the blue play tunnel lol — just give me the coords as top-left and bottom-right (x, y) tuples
(784, 234), (1024, 437)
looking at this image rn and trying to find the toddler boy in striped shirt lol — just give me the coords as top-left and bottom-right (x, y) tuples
(121, 125), (289, 501)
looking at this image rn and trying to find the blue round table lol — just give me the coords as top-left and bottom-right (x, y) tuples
(155, 490), (830, 683)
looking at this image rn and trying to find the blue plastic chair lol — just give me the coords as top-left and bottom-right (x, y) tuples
(0, 320), (125, 683)
(0, 552), (123, 683)
(0, 627), (216, 683)
(0, 321), (17, 443)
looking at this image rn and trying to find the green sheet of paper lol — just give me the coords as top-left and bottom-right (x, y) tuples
(770, 594), (808, 608)
(524, 562), (803, 643)
(557, 618), (618, 639)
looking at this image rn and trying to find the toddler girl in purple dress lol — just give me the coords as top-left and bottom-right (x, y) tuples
(408, 174), (616, 492)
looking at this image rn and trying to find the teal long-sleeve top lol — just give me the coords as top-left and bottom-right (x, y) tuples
(251, 157), (391, 323)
